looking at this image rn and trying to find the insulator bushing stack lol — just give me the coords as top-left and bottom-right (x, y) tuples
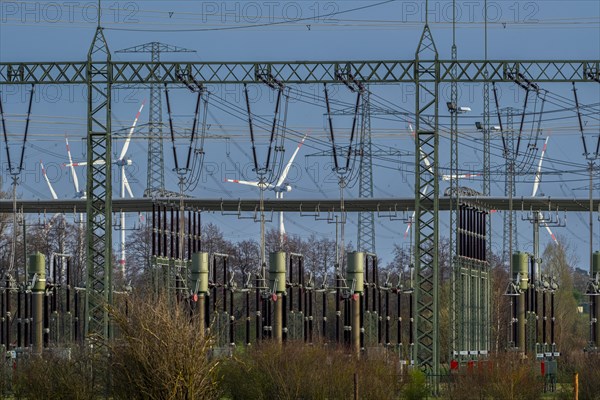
(29, 252), (46, 354)
(269, 251), (286, 343)
(191, 252), (209, 337)
(347, 252), (364, 355)
(512, 252), (529, 352)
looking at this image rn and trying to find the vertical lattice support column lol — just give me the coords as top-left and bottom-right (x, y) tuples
(147, 43), (165, 195)
(449, 19), (459, 361)
(413, 23), (440, 377)
(85, 26), (113, 342)
(482, 77), (492, 359)
(358, 88), (375, 254)
(503, 108), (517, 266)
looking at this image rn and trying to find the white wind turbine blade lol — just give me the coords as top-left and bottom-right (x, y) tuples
(40, 161), (58, 200)
(119, 101), (145, 161)
(531, 136), (558, 243)
(532, 136), (549, 197)
(544, 222), (559, 244)
(123, 170), (134, 198)
(404, 214), (414, 239)
(64, 160), (106, 167)
(276, 133), (308, 188)
(65, 137), (80, 194)
(225, 179), (273, 188)
(441, 173), (481, 182)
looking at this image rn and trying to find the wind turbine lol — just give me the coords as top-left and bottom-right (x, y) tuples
(225, 133), (307, 247)
(531, 136), (558, 244)
(65, 101), (146, 274)
(404, 123), (481, 238)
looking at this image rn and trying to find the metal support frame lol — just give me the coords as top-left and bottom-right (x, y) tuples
(1, 60), (597, 84)
(0, 25), (596, 381)
(502, 108), (518, 266)
(449, 3), (459, 360)
(85, 26), (113, 343)
(358, 88), (376, 254)
(413, 23), (440, 376)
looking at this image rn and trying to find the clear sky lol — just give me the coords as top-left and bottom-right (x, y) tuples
(0, 0), (599, 267)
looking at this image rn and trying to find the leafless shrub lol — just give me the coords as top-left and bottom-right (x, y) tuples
(109, 296), (221, 400)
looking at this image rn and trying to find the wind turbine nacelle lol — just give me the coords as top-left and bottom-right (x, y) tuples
(274, 185), (292, 193)
(116, 159), (133, 167)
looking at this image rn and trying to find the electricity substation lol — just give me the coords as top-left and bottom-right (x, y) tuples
(0, 0), (599, 396)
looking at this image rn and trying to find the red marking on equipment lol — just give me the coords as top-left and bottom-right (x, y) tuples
(272, 293), (278, 302)
(119, 259), (125, 265)
(193, 293), (198, 302)
(450, 360), (459, 370)
(467, 360), (474, 373)
(352, 293), (359, 301)
(540, 361), (545, 376)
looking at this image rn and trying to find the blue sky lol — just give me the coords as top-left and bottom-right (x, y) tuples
(0, 1), (599, 267)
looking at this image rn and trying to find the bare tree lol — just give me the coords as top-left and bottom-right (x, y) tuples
(542, 238), (587, 355)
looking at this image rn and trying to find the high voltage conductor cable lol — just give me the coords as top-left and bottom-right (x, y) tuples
(0, 92), (11, 172)
(185, 93), (210, 193)
(19, 87), (35, 173)
(164, 83), (205, 180)
(164, 83), (179, 172)
(492, 83), (507, 156)
(324, 84), (340, 171)
(185, 90), (203, 172)
(0, 84), (35, 175)
(244, 84), (260, 173)
(516, 87), (530, 157)
(572, 82), (593, 159)
(105, 0), (397, 32)
(266, 85), (284, 172)
(346, 89), (362, 171)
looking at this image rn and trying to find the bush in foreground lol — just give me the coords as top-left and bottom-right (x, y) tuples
(109, 296), (220, 400)
(218, 342), (406, 400)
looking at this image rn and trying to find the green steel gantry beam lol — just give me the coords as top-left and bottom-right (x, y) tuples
(1, 31), (598, 376)
(3, 197), (600, 214)
(1, 60), (598, 85)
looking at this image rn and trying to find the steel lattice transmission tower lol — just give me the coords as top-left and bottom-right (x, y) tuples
(358, 88), (375, 254)
(116, 42), (196, 197)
